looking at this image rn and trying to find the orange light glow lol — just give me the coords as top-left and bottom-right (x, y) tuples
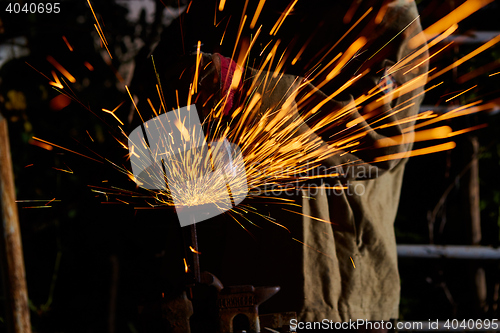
(50, 94), (71, 111)
(46, 56), (76, 83)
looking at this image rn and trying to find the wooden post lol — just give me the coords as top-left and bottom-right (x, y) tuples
(0, 114), (32, 333)
(468, 136), (487, 315)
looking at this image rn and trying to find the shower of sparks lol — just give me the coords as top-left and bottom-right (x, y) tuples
(26, 0), (498, 261)
(112, 2), (496, 253)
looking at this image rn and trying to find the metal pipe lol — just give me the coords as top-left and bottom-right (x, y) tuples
(397, 245), (500, 260)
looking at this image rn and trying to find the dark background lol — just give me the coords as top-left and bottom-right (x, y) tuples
(0, 0), (499, 331)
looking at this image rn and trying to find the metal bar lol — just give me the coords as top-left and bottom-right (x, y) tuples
(0, 115), (32, 333)
(397, 245), (500, 259)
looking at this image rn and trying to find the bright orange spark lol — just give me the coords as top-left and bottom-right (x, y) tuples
(292, 238), (335, 260)
(282, 208), (336, 224)
(270, 0), (299, 36)
(47, 56), (76, 83)
(189, 246), (201, 254)
(29, 138), (53, 151)
(374, 142), (456, 163)
(94, 24), (113, 59)
(445, 85), (477, 103)
(102, 101), (125, 125)
(126, 85), (144, 123)
(250, 0), (266, 29)
(52, 166), (74, 174)
(447, 124), (488, 137)
(45, 198), (57, 206)
(49, 71), (64, 89)
(62, 36), (73, 51)
(218, 0), (226, 11)
(86, 130), (94, 142)
(84, 61), (94, 71)
(326, 37), (367, 81)
(375, 126), (452, 148)
(87, 0), (108, 45)
(32, 137), (103, 163)
(350, 256), (356, 268)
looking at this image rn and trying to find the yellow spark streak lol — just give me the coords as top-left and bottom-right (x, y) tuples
(409, 0), (494, 48)
(375, 126), (452, 148)
(445, 85), (477, 103)
(403, 41), (453, 75)
(220, 17), (231, 45)
(52, 166), (74, 174)
(86, 130), (94, 142)
(94, 24), (113, 59)
(326, 37), (367, 81)
(350, 256), (356, 268)
(87, 0), (108, 45)
(116, 198), (130, 205)
(49, 71), (64, 89)
(47, 56), (76, 83)
(270, 0), (299, 36)
(410, 101), (493, 132)
(375, 3), (388, 24)
(62, 36), (73, 51)
(16, 199), (61, 203)
(193, 41), (201, 94)
(368, 15), (420, 61)
(447, 124), (488, 138)
(250, 0), (266, 29)
(126, 85), (144, 123)
(32, 137), (103, 163)
(227, 211), (256, 238)
(102, 101), (125, 126)
(218, 0), (226, 11)
(316, 7), (373, 67)
(189, 246), (201, 254)
(282, 208), (335, 224)
(489, 71), (500, 77)
(22, 206), (52, 209)
(374, 142), (456, 163)
(292, 238), (334, 260)
(309, 70), (367, 117)
(183, 258), (189, 273)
